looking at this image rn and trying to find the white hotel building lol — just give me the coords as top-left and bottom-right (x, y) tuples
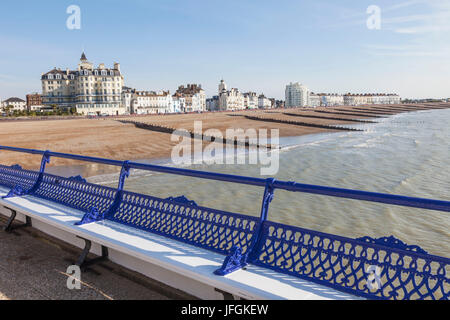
(217, 80), (268, 111)
(344, 93), (401, 106)
(41, 53), (125, 115)
(258, 94), (272, 109)
(218, 80), (245, 111)
(243, 92), (258, 109)
(132, 91), (174, 115)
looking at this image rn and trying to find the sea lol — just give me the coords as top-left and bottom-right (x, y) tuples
(48, 108), (450, 256)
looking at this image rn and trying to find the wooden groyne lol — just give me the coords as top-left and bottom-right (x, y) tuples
(117, 120), (278, 149)
(362, 107), (427, 113)
(283, 112), (376, 124)
(312, 110), (387, 118)
(375, 105), (448, 112)
(334, 108), (393, 116)
(243, 115), (363, 131)
(351, 107), (399, 113)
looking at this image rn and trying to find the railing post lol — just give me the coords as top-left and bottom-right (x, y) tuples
(247, 178), (275, 263)
(76, 161), (130, 225)
(29, 150), (51, 193)
(214, 178), (275, 276)
(3, 150), (51, 199)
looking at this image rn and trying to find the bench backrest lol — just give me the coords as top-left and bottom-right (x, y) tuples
(253, 220), (449, 300)
(0, 165), (38, 191)
(0, 164), (117, 215)
(109, 190), (259, 255)
(35, 172), (117, 215)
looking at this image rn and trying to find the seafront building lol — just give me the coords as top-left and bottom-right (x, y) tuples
(206, 96), (219, 111)
(216, 80), (274, 111)
(174, 84), (206, 112)
(309, 93), (345, 107)
(41, 53), (125, 115)
(258, 94), (272, 109)
(288, 81), (401, 108)
(285, 82), (310, 107)
(218, 80), (245, 111)
(309, 93), (321, 107)
(122, 87), (184, 114)
(26, 93), (43, 111)
(243, 92), (258, 109)
(1, 97), (27, 111)
(343, 93), (400, 106)
(121, 87), (135, 114)
(171, 95), (185, 113)
(132, 91), (174, 115)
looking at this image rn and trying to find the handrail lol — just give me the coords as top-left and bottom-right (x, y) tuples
(0, 145), (449, 212)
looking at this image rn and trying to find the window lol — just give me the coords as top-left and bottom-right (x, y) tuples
(48, 74), (54, 80)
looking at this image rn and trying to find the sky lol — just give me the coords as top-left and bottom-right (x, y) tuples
(0, 0), (449, 100)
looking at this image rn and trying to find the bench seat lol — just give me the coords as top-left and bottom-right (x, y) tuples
(0, 185), (356, 300)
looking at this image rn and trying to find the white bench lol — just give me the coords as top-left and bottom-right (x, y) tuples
(0, 185), (357, 300)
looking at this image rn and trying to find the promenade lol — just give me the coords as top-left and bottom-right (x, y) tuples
(0, 215), (192, 300)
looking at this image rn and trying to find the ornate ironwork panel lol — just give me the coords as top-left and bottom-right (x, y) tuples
(0, 165), (38, 191)
(34, 173), (117, 214)
(109, 190), (259, 255)
(253, 221), (450, 300)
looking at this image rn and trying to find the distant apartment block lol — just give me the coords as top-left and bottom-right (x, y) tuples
(206, 96), (219, 111)
(343, 93), (400, 106)
(244, 92), (258, 109)
(258, 94), (272, 109)
(174, 84), (206, 112)
(309, 93), (344, 107)
(309, 93), (321, 107)
(285, 82), (310, 107)
(26, 93), (43, 111)
(1, 97), (27, 111)
(41, 53), (125, 115)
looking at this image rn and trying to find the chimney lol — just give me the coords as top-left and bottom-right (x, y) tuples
(114, 62), (120, 72)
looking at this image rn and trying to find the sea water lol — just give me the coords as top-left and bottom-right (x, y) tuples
(58, 108), (450, 256)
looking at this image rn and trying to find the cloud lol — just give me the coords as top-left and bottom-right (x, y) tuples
(384, 0), (428, 12)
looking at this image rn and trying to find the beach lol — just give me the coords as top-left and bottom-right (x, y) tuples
(0, 103), (448, 170)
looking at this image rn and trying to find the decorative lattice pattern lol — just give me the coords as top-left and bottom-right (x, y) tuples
(0, 165), (37, 191)
(109, 190), (259, 255)
(34, 173), (117, 214)
(254, 221), (450, 300)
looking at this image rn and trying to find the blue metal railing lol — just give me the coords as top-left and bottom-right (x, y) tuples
(0, 145), (449, 300)
(1, 145), (448, 212)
